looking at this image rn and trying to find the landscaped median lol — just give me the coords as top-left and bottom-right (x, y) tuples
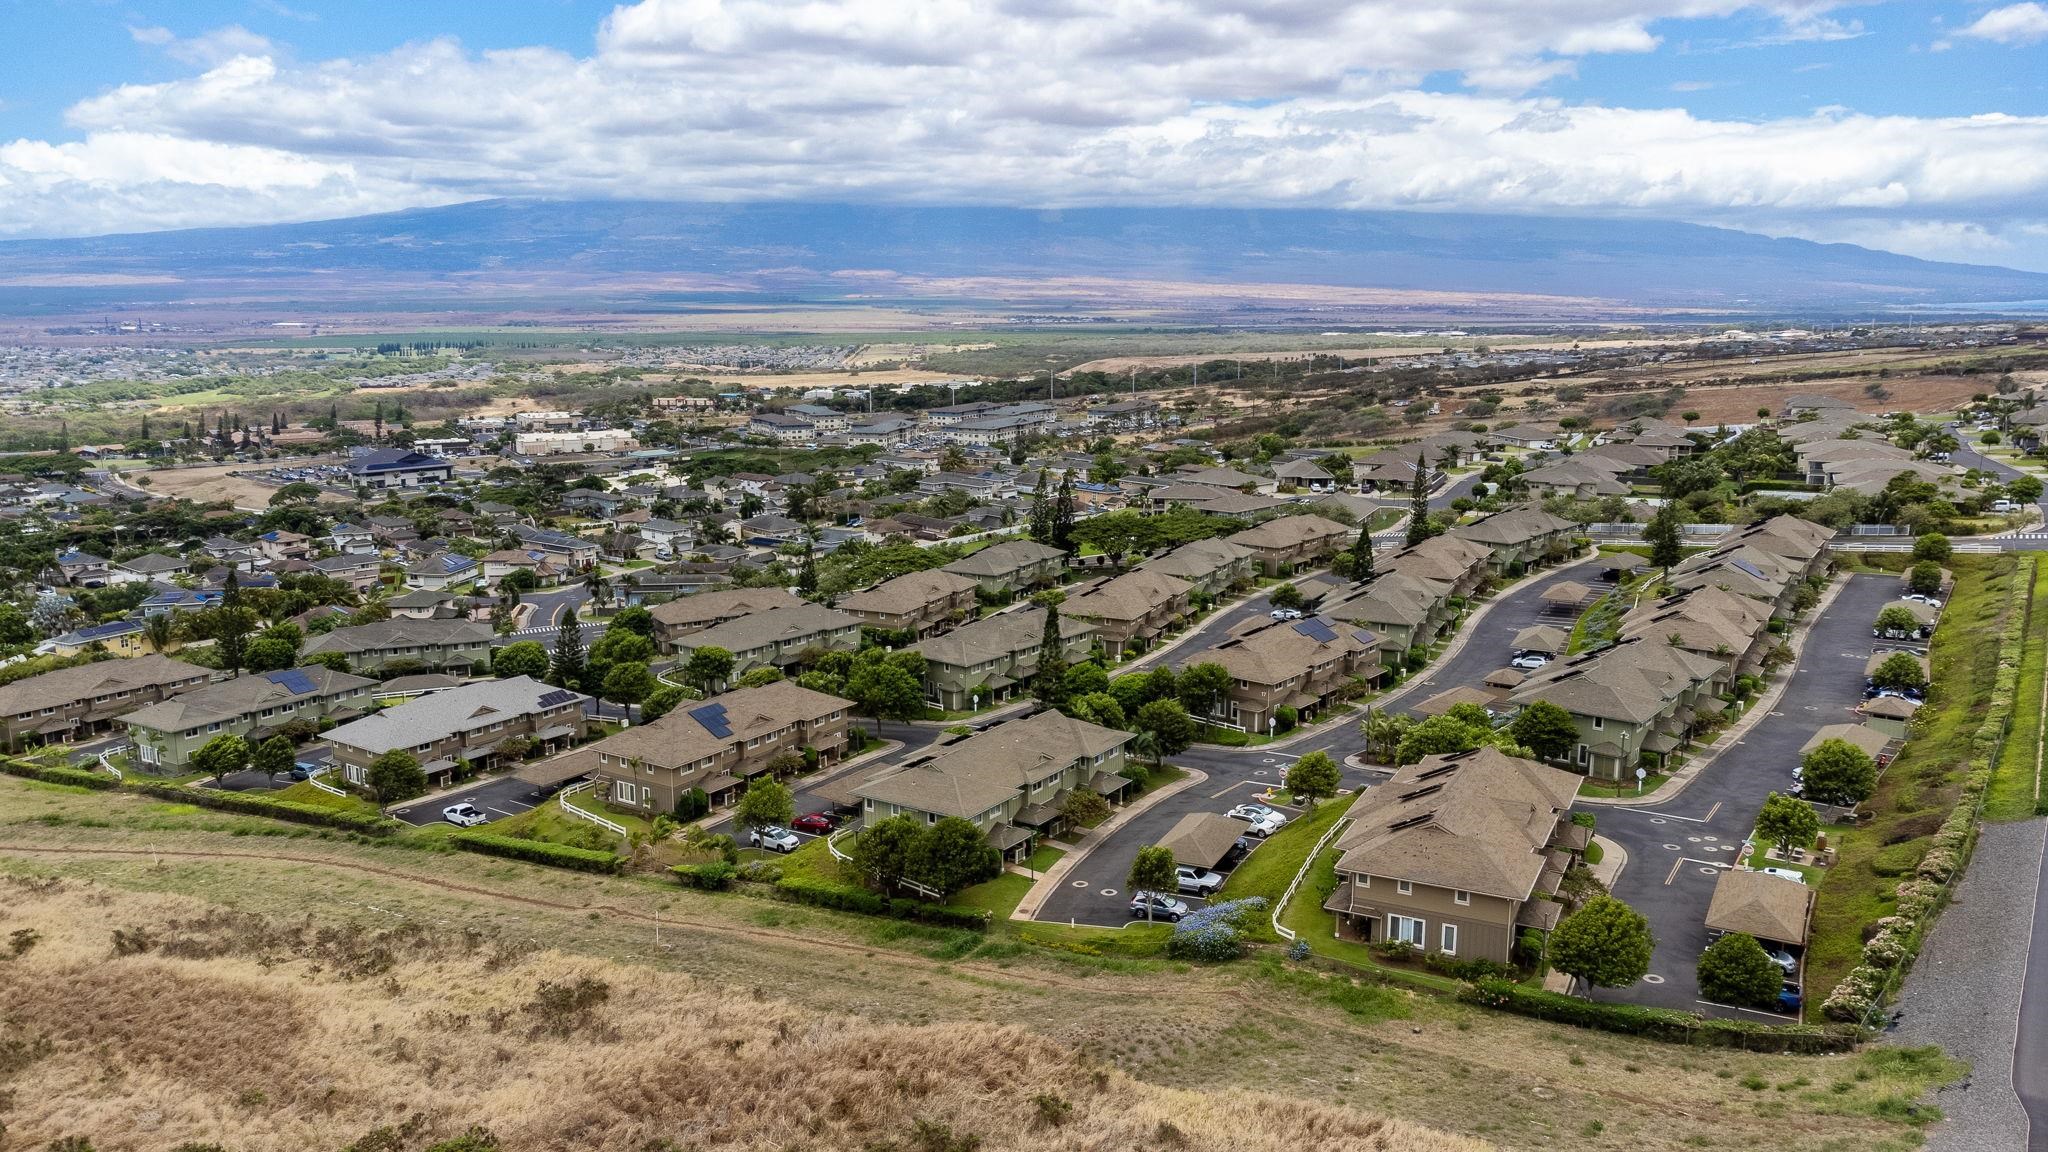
(1809, 553), (2034, 1024)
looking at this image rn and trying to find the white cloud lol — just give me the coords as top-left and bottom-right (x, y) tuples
(2, 0), (2042, 269)
(1960, 3), (2048, 45)
(127, 23), (280, 68)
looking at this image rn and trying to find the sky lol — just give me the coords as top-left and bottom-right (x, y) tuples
(1, 0), (2047, 270)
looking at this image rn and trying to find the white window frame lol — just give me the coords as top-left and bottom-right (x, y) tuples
(1577, 743), (1590, 766)
(1440, 923), (1459, 956)
(1386, 914), (1425, 947)
(1592, 716), (1604, 730)
(1454, 890), (1471, 906)
(1396, 879), (1413, 895)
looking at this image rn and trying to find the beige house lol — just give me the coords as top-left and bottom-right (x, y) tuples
(910, 605), (1096, 711)
(848, 710), (1133, 860)
(300, 619), (497, 675)
(1136, 537), (1258, 598)
(664, 603), (863, 679)
(329, 676), (588, 791)
(1382, 535), (1494, 599)
(1506, 636), (1726, 781)
(1227, 514), (1351, 576)
(1325, 747), (1586, 963)
(650, 587), (809, 653)
(1321, 571), (1458, 655)
(1446, 508), (1580, 575)
(1063, 569), (1193, 658)
(586, 680), (852, 813)
(1194, 616), (1382, 734)
(939, 539), (1067, 598)
(1705, 869), (1813, 953)
(836, 569), (980, 637)
(0, 654), (211, 753)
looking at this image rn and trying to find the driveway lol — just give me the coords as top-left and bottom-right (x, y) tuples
(698, 720), (952, 835)
(388, 775), (556, 827)
(1388, 561), (1612, 718)
(1031, 749), (1379, 927)
(1589, 573), (1899, 1015)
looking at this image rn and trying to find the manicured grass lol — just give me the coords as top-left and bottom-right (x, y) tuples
(950, 871), (1034, 918)
(271, 781), (385, 818)
(1583, 840), (1604, 867)
(1986, 556), (2048, 822)
(564, 786), (651, 835)
(1278, 840), (1462, 994)
(1217, 792), (1358, 912)
(483, 800), (623, 852)
(1577, 772), (1672, 798)
(1012, 920), (1172, 958)
(778, 833), (853, 885)
(1804, 554), (2021, 1017)
(1023, 844), (1066, 872)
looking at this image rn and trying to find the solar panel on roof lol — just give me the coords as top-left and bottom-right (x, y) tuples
(535, 689), (579, 709)
(689, 702), (732, 738)
(264, 668), (317, 695)
(1293, 618), (1338, 644)
(1730, 558), (1768, 580)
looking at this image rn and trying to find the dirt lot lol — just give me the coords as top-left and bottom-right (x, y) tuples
(135, 459), (342, 511)
(1074, 338), (1677, 375)
(0, 776), (1964, 1152)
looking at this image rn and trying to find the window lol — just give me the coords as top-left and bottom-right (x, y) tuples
(1591, 716), (1604, 730)
(1396, 879), (1413, 895)
(1577, 743), (1590, 766)
(1386, 915), (1425, 947)
(1359, 874), (1370, 888)
(1439, 924), (1458, 956)
(613, 780), (635, 804)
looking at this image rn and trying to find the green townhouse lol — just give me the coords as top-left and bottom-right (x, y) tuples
(125, 666), (377, 771)
(665, 603), (863, 680)
(327, 675), (589, 791)
(300, 619), (498, 675)
(842, 709), (1133, 862)
(1505, 636), (1726, 782)
(938, 538), (1068, 599)
(909, 605), (1096, 711)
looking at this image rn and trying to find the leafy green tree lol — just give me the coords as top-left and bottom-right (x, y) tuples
(681, 646), (736, 693)
(2009, 474), (2044, 504)
(1063, 660), (1109, 699)
(641, 684), (688, 722)
(1508, 700), (1580, 761)
(910, 816), (1002, 896)
(1268, 582), (1305, 612)
(796, 537), (819, 597)
(1697, 932), (1784, 1008)
(1395, 713), (1488, 763)
(1802, 738), (1877, 806)
(191, 733), (249, 783)
(1067, 691), (1126, 730)
(366, 749), (426, 803)
(848, 651), (925, 732)
(1134, 699), (1195, 757)
(1175, 662), (1233, 723)
(303, 651), (352, 674)
(241, 636), (297, 672)
(1870, 651), (1928, 692)
(608, 605), (655, 637)
(1645, 502), (1683, 575)
(1907, 561), (1944, 596)
(549, 613), (585, 689)
(252, 734), (295, 783)
(492, 640), (550, 680)
(600, 661), (656, 707)
(1754, 791), (1820, 857)
(1128, 845), (1177, 922)
(850, 814), (923, 888)
(734, 777), (794, 834)
(1287, 750), (1341, 806)
(1874, 605), (1921, 637)
(1911, 533), (1952, 564)
(737, 666), (785, 688)
(1549, 894), (1654, 989)
(1350, 522), (1376, 578)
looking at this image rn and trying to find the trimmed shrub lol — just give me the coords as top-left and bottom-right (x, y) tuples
(670, 862), (737, 890)
(771, 876), (991, 930)
(449, 831), (623, 874)
(0, 760), (118, 790)
(1166, 897), (1267, 962)
(127, 781), (402, 836)
(1461, 978), (1859, 1053)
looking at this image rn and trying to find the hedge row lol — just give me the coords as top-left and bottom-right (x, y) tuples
(1460, 979), (1861, 1054)
(1820, 563), (2032, 1023)
(1, 758), (402, 835)
(671, 861), (737, 890)
(449, 831), (624, 874)
(772, 875), (989, 930)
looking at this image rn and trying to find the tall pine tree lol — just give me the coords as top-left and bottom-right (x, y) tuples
(1404, 452), (1431, 547)
(1646, 503), (1684, 579)
(550, 612), (585, 689)
(1352, 521), (1376, 579)
(1029, 468), (1053, 544)
(1033, 597), (1069, 711)
(1052, 472), (1077, 553)
(796, 536), (819, 598)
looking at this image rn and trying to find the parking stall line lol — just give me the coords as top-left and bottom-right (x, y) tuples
(1208, 779), (1265, 799)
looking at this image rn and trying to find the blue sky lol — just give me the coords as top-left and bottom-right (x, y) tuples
(2, 0), (2047, 270)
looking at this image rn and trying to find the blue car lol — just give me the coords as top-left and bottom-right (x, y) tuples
(288, 762), (318, 782)
(1776, 985), (1803, 1014)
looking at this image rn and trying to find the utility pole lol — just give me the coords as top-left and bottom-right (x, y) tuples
(1047, 367), (1055, 402)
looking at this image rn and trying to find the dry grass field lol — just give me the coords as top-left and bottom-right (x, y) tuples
(0, 776), (1964, 1152)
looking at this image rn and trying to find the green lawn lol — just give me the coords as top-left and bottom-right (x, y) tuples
(1987, 556), (2048, 822)
(484, 797), (624, 852)
(1804, 554), (2022, 1016)
(1278, 840), (1462, 994)
(271, 781), (385, 818)
(563, 787), (651, 835)
(1577, 772), (1671, 799)
(1023, 844), (1066, 872)
(1217, 792), (1358, 915)
(950, 871), (1034, 918)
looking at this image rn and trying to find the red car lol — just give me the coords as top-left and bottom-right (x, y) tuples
(791, 812), (840, 834)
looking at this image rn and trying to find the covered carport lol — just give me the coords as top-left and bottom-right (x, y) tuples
(1705, 868), (1815, 1000)
(513, 747), (597, 790)
(1513, 624), (1567, 655)
(1412, 684), (1500, 718)
(1156, 811), (1249, 872)
(1801, 721), (1898, 767)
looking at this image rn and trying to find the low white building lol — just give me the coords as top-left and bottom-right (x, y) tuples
(515, 429), (640, 455)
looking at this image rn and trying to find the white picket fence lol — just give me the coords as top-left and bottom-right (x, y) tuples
(1273, 813), (1353, 943)
(558, 778), (629, 836)
(309, 774), (347, 798)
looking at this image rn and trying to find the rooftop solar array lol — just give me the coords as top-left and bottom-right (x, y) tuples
(689, 702), (732, 738)
(1293, 618), (1338, 644)
(535, 688), (580, 709)
(264, 668), (318, 695)
(1730, 558), (1768, 580)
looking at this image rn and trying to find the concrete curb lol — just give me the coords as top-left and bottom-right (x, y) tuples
(1011, 764), (1210, 921)
(1578, 571), (1850, 809)
(1589, 833), (1628, 887)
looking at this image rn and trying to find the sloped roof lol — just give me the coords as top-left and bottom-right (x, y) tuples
(302, 618), (496, 657)
(0, 653), (209, 715)
(851, 710), (1128, 819)
(912, 606), (1092, 669)
(838, 569), (979, 616)
(1333, 747), (1579, 900)
(325, 675), (585, 756)
(1156, 812), (1247, 869)
(583, 679), (848, 770)
(648, 587), (806, 630)
(1705, 869), (1814, 945)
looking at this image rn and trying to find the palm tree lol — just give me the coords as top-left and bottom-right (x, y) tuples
(142, 613), (174, 654)
(583, 569), (610, 611)
(1360, 709), (1410, 765)
(1127, 729), (1162, 768)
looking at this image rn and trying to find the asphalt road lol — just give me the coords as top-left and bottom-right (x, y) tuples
(389, 775), (556, 827)
(1591, 572), (1899, 1016)
(698, 719), (953, 835)
(1388, 560), (1612, 718)
(2016, 829), (2048, 1150)
(1033, 749), (1381, 927)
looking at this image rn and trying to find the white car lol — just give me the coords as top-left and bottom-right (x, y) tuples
(1760, 867), (1807, 884)
(1227, 802), (1285, 823)
(1902, 594), (1943, 608)
(1509, 652), (1551, 670)
(1176, 865), (1225, 896)
(1269, 607), (1304, 621)
(749, 825), (802, 853)
(441, 803), (488, 827)
(1226, 805), (1287, 836)
(1992, 500), (2019, 514)
(1762, 946), (1800, 974)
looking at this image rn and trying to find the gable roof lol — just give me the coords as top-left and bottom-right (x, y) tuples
(912, 605), (1092, 668)
(0, 654), (210, 716)
(583, 679), (848, 769)
(125, 665), (374, 731)
(301, 618), (496, 657)
(1333, 747), (1578, 900)
(852, 709), (1128, 818)
(325, 676), (585, 755)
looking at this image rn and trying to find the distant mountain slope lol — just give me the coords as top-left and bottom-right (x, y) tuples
(3, 199), (2045, 310)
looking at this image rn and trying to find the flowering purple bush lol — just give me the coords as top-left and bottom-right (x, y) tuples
(1166, 897), (1268, 962)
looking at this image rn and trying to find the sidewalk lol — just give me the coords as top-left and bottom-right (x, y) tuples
(1577, 572), (1848, 808)
(1010, 765), (1210, 921)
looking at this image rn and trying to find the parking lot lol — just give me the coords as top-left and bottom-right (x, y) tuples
(1591, 572), (1900, 1015)
(389, 774), (557, 827)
